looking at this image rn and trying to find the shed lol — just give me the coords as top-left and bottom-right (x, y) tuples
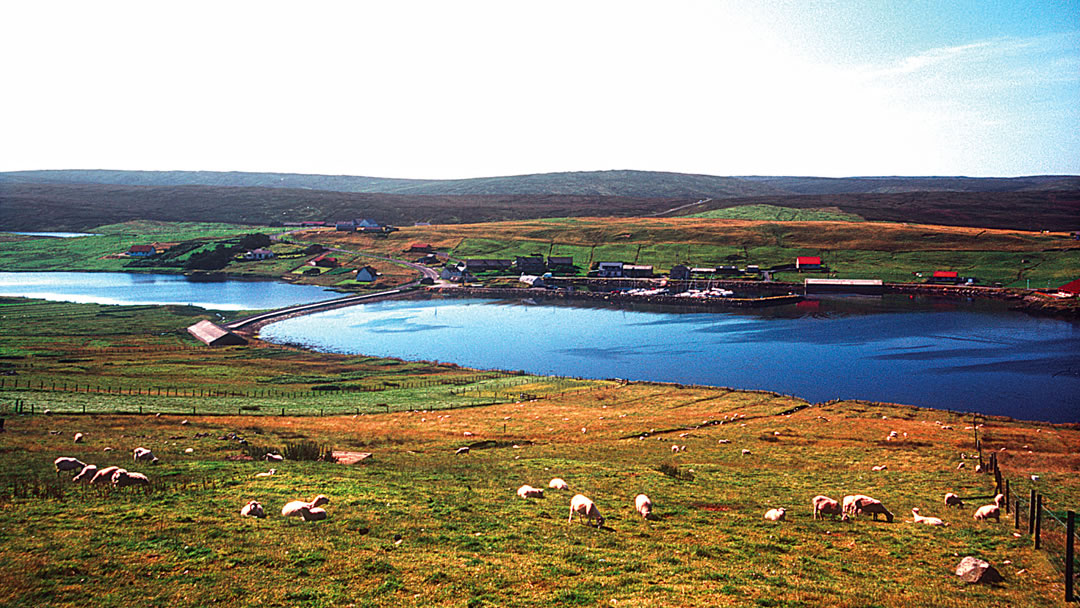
(406, 243), (433, 252)
(1058, 278), (1080, 295)
(796, 256), (822, 269)
(186, 321), (248, 347)
(355, 266), (379, 282)
(547, 256), (574, 268)
(670, 264), (691, 280)
(128, 245), (156, 256)
(931, 270), (960, 284)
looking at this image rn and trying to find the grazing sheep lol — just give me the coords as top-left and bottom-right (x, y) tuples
(90, 466), (120, 485)
(812, 495), (843, 520)
(112, 469), (149, 487)
(463, 431), (474, 437)
(517, 485), (544, 499)
(254, 469), (276, 478)
(957, 462), (966, 470)
(741, 449), (751, 455)
(264, 453), (284, 462)
(184, 448), (194, 454)
(717, 439), (730, 444)
(871, 465), (888, 471)
(240, 501), (266, 518)
(944, 492), (964, 507)
(74, 433), (84, 444)
(973, 503), (1000, 522)
(635, 494), (653, 519)
(302, 507), (327, 522)
(911, 507), (947, 526)
(548, 478), (569, 491)
(568, 494), (604, 527)
(671, 445), (680, 453)
(974, 463), (984, 473)
(72, 464), (98, 483)
(133, 447), (155, 462)
(282, 495), (330, 519)
(764, 507), (786, 521)
(455, 446), (470, 455)
(843, 494), (894, 522)
(53, 457), (86, 478)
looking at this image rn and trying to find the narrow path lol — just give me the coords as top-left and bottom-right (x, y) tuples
(649, 198), (712, 217)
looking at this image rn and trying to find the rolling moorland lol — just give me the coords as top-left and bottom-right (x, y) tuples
(1, 170), (1078, 606)
(2, 170), (1079, 231)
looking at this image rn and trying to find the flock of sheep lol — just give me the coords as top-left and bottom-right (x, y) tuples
(53, 440), (155, 488)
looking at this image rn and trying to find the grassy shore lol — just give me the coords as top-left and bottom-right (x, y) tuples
(0, 298), (1077, 607)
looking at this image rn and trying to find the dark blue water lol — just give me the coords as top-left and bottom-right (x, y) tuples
(0, 272), (341, 311)
(260, 296), (1080, 423)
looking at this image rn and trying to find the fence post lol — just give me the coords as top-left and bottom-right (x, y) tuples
(1014, 499), (1021, 529)
(1029, 489), (1037, 535)
(1004, 479), (1010, 514)
(1033, 494), (1042, 550)
(1066, 510), (1075, 603)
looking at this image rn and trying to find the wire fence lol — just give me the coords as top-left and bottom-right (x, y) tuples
(975, 419), (1077, 602)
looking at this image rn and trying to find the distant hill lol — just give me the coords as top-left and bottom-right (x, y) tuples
(5, 169), (1077, 198)
(1, 169), (1077, 232)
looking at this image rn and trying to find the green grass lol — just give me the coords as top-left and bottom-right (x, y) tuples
(688, 204), (865, 222)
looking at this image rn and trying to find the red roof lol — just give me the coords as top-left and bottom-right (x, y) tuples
(796, 256), (821, 265)
(1059, 278), (1080, 294)
(129, 245), (155, 253)
(933, 271), (958, 278)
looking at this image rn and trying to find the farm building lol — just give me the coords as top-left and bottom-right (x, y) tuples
(309, 254), (338, 268)
(186, 321), (248, 347)
(547, 256), (574, 268)
(623, 264), (654, 278)
(355, 266), (379, 282)
(243, 248), (274, 261)
(406, 243), (433, 253)
(335, 221), (356, 231)
(670, 264), (691, 280)
(465, 259), (513, 272)
(440, 265), (472, 282)
(127, 245), (156, 256)
(930, 271), (960, 284)
(795, 256), (822, 270)
(596, 262), (624, 277)
(1057, 278), (1080, 296)
(515, 256), (547, 274)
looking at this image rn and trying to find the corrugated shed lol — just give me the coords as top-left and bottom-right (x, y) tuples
(187, 320), (247, 346)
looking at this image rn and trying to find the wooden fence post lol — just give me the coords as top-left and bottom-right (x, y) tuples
(1066, 510), (1075, 603)
(1033, 494), (1043, 550)
(1029, 489), (1037, 535)
(1004, 479), (1010, 514)
(1015, 499), (1021, 529)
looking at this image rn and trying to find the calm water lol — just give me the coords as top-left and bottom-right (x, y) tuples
(0, 272), (340, 310)
(4, 231), (101, 238)
(261, 296), (1080, 423)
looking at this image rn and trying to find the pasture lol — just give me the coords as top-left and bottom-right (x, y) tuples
(1, 387), (1076, 608)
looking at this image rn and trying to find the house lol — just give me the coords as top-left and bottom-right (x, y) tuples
(670, 264), (692, 280)
(309, 254), (338, 268)
(335, 221), (356, 231)
(406, 243), (433, 253)
(243, 248), (274, 261)
(518, 274), (547, 287)
(355, 219), (382, 232)
(127, 245), (156, 257)
(716, 265), (740, 275)
(745, 265), (760, 273)
(300, 221), (326, 227)
(465, 259), (513, 272)
(547, 256), (574, 268)
(596, 262), (624, 277)
(623, 264), (654, 278)
(1057, 278), (1080, 296)
(930, 270), (960, 284)
(515, 255), (547, 274)
(440, 264), (472, 282)
(796, 256), (822, 270)
(186, 320), (247, 347)
(354, 266), (379, 282)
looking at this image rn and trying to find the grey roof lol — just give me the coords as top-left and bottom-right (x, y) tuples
(187, 320), (247, 346)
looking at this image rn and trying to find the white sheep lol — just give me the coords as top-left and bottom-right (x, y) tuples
(282, 495), (330, 520)
(956, 462), (966, 470)
(670, 445), (680, 453)
(764, 507), (786, 521)
(112, 469), (150, 487)
(811, 495), (843, 520)
(455, 446), (470, 455)
(568, 494), (604, 527)
(973, 494), (1004, 522)
(548, 478), (569, 491)
(184, 448), (194, 454)
(53, 457), (86, 478)
(302, 507), (327, 521)
(240, 500), (266, 518)
(254, 469), (276, 478)
(741, 449), (751, 455)
(944, 492), (964, 507)
(72, 464), (98, 483)
(843, 494), (893, 522)
(74, 433), (84, 444)
(871, 465), (888, 471)
(90, 465), (120, 485)
(133, 447), (155, 462)
(635, 494), (653, 519)
(517, 485), (544, 499)
(264, 453), (284, 462)
(911, 507), (947, 526)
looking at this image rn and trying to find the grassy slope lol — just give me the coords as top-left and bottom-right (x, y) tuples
(308, 218), (1080, 288)
(687, 204), (865, 222)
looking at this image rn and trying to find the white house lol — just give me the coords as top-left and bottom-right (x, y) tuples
(597, 262), (624, 277)
(243, 248), (274, 261)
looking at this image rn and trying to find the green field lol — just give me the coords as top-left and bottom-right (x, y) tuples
(687, 204), (866, 222)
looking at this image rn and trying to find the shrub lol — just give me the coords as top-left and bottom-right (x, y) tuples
(657, 463), (695, 481)
(283, 441), (336, 462)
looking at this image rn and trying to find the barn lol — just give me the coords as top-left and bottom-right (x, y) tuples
(186, 321), (248, 347)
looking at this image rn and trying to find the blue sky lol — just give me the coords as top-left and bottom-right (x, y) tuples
(1, 1), (1077, 178)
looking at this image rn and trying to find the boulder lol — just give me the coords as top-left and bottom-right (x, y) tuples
(955, 556), (1003, 584)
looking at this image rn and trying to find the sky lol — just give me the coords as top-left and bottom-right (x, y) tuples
(2, 1), (1077, 179)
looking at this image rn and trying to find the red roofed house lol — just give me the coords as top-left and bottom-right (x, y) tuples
(309, 254), (339, 268)
(795, 256), (822, 270)
(128, 244), (156, 257)
(930, 270), (960, 284)
(1057, 278), (1080, 296)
